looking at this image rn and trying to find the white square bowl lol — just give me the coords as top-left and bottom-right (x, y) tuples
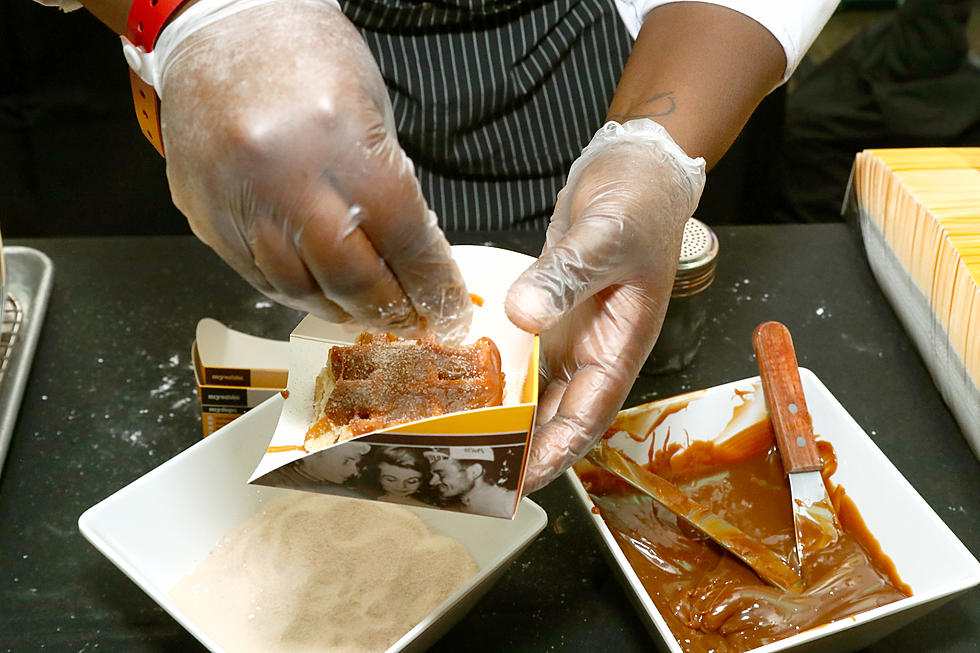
(566, 369), (980, 653)
(79, 395), (548, 653)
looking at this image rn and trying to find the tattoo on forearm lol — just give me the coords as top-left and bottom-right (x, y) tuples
(608, 91), (676, 123)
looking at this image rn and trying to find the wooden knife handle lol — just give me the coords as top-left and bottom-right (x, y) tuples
(752, 321), (822, 474)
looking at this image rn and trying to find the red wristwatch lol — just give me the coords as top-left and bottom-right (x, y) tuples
(124, 0), (191, 156)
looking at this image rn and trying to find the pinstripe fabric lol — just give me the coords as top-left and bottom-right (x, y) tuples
(340, 0), (632, 231)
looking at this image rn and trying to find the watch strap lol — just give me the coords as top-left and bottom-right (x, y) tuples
(128, 69), (165, 156)
(126, 0), (190, 51)
(125, 0), (192, 156)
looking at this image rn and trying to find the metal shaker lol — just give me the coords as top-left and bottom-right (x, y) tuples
(641, 218), (719, 375)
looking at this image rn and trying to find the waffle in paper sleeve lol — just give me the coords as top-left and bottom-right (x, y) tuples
(248, 245), (539, 519)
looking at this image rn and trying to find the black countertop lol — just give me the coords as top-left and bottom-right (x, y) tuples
(1, 224), (977, 652)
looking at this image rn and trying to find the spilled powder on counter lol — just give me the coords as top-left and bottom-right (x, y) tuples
(167, 492), (479, 653)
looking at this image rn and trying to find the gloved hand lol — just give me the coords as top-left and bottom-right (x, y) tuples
(142, 0), (472, 342)
(506, 120), (706, 493)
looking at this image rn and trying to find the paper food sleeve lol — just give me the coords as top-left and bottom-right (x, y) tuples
(248, 246), (540, 519)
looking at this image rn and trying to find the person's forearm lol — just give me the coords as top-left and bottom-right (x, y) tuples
(77, 0), (131, 33)
(606, 2), (785, 170)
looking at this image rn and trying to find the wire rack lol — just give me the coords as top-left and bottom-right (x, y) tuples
(0, 294), (23, 386)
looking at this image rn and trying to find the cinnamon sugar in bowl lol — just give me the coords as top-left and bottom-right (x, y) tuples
(80, 396), (547, 653)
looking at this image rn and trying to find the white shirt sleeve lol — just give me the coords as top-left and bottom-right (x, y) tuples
(612, 0), (840, 85)
(32, 0), (84, 11)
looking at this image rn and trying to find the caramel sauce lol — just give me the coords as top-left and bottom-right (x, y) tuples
(816, 441), (911, 596)
(266, 445), (307, 454)
(576, 421), (909, 653)
(611, 399), (693, 444)
(647, 401), (692, 436)
(667, 421), (776, 478)
(304, 416), (335, 443)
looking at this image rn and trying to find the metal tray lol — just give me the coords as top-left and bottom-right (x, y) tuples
(0, 247), (54, 478)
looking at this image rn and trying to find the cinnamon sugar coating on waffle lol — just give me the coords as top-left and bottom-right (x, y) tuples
(305, 333), (504, 450)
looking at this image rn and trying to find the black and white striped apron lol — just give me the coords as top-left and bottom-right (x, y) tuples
(339, 0), (633, 231)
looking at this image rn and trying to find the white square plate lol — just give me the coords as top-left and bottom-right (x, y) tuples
(79, 395), (548, 652)
(567, 369), (980, 653)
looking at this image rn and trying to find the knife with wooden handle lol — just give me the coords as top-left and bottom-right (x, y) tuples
(753, 321), (840, 569)
(588, 441), (804, 593)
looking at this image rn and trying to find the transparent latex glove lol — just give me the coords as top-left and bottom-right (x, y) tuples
(506, 120), (706, 493)
(158, 0), (471, 343)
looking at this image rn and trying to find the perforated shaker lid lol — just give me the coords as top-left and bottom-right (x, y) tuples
(673, 218), (718, 297)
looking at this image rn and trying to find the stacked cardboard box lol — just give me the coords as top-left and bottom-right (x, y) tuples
(852, 147), (980, 458)
(192, 318), (289, 437)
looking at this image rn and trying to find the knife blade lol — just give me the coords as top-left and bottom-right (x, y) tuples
(753, 321), (840, 568)
(587, 440), (804, 593)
